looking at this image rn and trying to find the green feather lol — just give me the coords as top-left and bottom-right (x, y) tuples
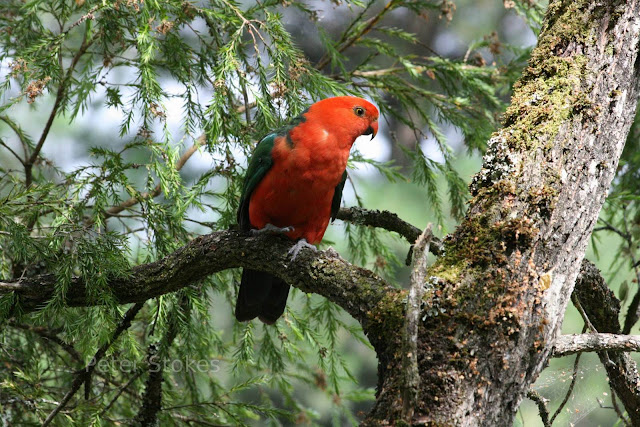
(237, 133), (276, 230)
(331, 171), (347, 222)
(237, 108), (310, 230)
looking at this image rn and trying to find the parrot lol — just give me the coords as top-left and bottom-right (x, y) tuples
(235, 96), (379, 324)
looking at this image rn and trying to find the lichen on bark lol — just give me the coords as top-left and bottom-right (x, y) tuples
(398, 0), (640, 424)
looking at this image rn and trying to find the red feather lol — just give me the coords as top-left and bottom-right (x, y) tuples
(249, 96), (379, 244)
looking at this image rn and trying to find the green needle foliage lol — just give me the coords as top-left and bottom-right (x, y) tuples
(0, 0), (530, 424)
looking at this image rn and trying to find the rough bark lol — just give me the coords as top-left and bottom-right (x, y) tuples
(553, 333), (640, 356)
(364, 0), (640, 424)
(1, 230), (398, 335)
(401, 226), (433, 421)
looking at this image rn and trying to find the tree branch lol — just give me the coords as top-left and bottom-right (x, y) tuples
(0, 138), (25, 166)
(573, 259), (640, 423)
(1, 230), (395, 331)
(0, 115), (32, 162)
(335, 206), (441, 249)
(550, 351), (582, 423)
(526, 390), (551, 427)
(104, 134), (206, 219)
(335, 206), (442, 265)
(316, 0), (399, 70)
(401, 225), (432, 422)
(100, 370), (145, 417)
(553, 333), (640, 357)
(9, 321), (81, 362)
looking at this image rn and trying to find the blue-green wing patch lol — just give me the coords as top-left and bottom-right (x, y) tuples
(237, 107), (311, 229)
(237, 133), (276, 230)
(330, 171), (348, 222)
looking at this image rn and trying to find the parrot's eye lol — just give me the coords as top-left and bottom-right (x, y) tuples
(354, 106), (365, 117)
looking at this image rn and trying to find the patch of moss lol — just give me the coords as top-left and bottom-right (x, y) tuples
(431, 0), (614, 318)
(503, 55), (587, 152)
(499, 1), (604, 152)
(429, 260), (465, 284)
(365, 289), (406, 345)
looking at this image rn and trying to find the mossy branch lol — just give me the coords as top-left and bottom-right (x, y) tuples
(0, 229), (396, 329)
(335, 206), (443, 264)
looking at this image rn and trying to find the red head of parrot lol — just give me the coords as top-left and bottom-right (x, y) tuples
(301, 96), (379, 147)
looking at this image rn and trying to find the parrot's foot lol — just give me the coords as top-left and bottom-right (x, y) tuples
(288, 238), (317, 261)
(251, 224), (294, 235)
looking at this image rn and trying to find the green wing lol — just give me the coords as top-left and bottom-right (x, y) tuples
(330, 171), (348, 222)
(237, 133), (276, 230)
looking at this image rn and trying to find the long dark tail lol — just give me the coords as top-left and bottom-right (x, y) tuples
(235, 269), (290, 324)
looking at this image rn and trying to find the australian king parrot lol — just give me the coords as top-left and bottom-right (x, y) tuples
(235, 96), (379, 324)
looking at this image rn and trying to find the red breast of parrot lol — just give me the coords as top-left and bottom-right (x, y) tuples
(235, 96), (379, 324)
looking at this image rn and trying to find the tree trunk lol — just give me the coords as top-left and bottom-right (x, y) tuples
(364, 0), (640, 424)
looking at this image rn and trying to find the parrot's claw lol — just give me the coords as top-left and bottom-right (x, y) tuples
(288, 238), (317, 261)
(251, 224), (294, 235)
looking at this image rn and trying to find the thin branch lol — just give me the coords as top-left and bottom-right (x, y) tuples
(61, 4), (101, 36)
(553, 334), (640, 357)
(26, 27), (97, 187)
(103, 134), (206, 219)
(0, 281), (26, 291)
(42, 302), (144, 426)
(526, 390), (551, 427)
(573, 289), (617, 367)
(9, 321), (81, 362)
(571, 293), (598, 333)
(330, 0), (376, 50)
(401, 225), (432, 422)
(344, 63), (476, 79)
(9, 322), (140, 404)
(316, 0), (399, 70)
(550, 350), (582, 423)
(172, 414), (224, 426)
(0, 113), (32, 159)
(0, 140), (24, 166)
(335, 206), (443, 254)
(100, 370), (145, 417)
(0, 127), (24, 167)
